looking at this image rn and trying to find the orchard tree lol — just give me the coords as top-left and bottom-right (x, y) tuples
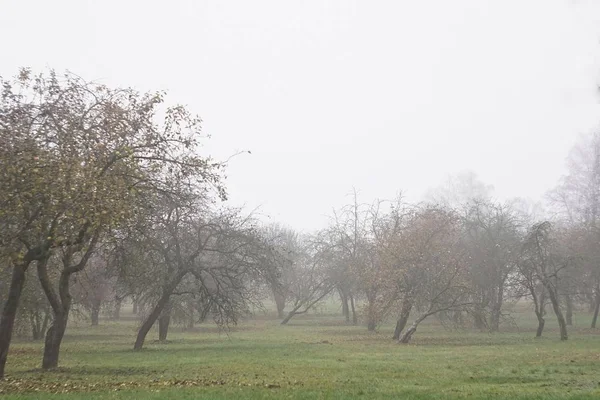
(460, 201), (521, 331)
(394, 207), (472, 343)
(520, 222), (571, 341)
(262, 224), (299, 319)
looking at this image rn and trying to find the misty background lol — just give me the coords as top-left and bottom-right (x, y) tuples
(2, 0), (599, 231)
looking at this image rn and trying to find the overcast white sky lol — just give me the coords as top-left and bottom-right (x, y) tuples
(1, 0), (600, 231)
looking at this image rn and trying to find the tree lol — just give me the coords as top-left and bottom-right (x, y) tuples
(262, 224), (299, 319)
(393, 207), (472, 343)
(520, 222), (570, 341)
(71, 248), (116, 326)
(132, 203), (277, 350)
(460, 201), (521, 331)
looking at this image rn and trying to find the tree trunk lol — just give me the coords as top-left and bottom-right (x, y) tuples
(533, 285), (546, 338)
(366, 293), (377, 331)
(274, 293), (285, 319)
(339, 290), (350, 323)
(392, 300), (412, 340)
(30, 313), (40, 341)
(565, 295), (573, 326)
(591, 290), (600, 329)
(535, 312), (545, 337)
(0, 261), (30, 379)
(490, 285), (504, 332)
(113, 298), (122, 320)
(281, 303), (303, 325)
(41, 265), (74, 371)
(132, 299), (138, 314)
(90, 307), (100, 326)
(547, 288), (568, 341)
(367, 320), (377, 331)
(40, 313), (50, 341)
(349, 294), (357, 325)
(42, 311), (69, 370)
(134, 293), (172, 350)
(186, 301), (195, 330)
(158, 309), (171, 342)
(473, 309), (487, 330)
(399, 314), (428, 343)
(452, 310), (464, 326)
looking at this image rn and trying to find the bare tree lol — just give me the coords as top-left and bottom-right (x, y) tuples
(461, 201), (521, 331)
(520, 222), (570, 341)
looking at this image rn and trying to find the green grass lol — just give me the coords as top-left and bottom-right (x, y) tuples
(2, 309), (600, 399)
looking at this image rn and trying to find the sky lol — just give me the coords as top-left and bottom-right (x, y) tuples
(1, 0), (600, 232)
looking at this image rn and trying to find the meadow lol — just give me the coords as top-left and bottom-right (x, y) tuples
(1, 306), (600, 400)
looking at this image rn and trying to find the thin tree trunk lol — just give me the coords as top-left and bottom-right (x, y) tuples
(274, 292), (286, 319)
(565, 295), (573, 326)
(186, 301), (195, 330)
(591, 291), (600, 329)
(533, 285), (546, 338)
(473, 309), (487, 330)
(281, 303), (304, 325)
(132, 299), (138, 315)
(393, 300), (413, 340)
(281, 287), (334, 325)
(113, 298), (122, 320)
(30, 313), (40, 341)
(40, 312), (50, 341)
(90, 307), (100, 326)
(0, 260), (31, 379)
(366, 293), (377, 331)
(339, 290), (350, 323)
(490, 284), (505, 332)
(535, 310), (545, 337)
(547, 288), (568, 341)
(367, 320), (377, 331)
(349, 294), (357, 325)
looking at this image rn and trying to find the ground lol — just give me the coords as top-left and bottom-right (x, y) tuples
(1, 308), (600, 399)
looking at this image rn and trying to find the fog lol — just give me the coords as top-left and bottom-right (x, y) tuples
(5, 2), (600, 396)
(2, 0), (599, 231)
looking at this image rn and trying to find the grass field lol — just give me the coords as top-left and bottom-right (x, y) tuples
(1, 307), (600, 399)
